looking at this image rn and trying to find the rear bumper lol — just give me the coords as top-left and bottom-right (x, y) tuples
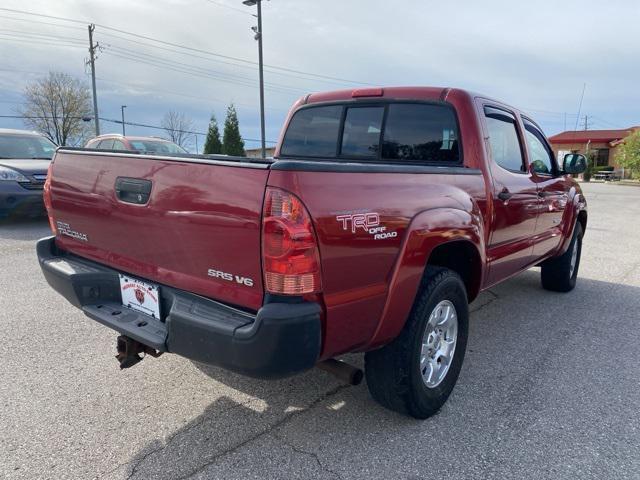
(0, 183), (45, 217)
(37, 236), (322, 378)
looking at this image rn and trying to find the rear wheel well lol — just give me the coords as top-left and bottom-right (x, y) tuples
(426, 241), (482, 302)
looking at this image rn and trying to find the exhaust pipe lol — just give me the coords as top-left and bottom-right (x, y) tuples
(317, 359), (363, 385)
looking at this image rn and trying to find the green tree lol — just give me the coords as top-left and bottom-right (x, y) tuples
(222, 104), (245, 156)
(616, 130), (640, 177)
(203, 113), (223, 154)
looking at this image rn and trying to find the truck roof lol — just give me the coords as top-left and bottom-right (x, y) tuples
(300, 86), (526, 122)
(304, 86), (450, 105)
(91, 134), (174, 142)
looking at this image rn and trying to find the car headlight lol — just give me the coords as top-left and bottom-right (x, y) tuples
(0, 166), (29, 182)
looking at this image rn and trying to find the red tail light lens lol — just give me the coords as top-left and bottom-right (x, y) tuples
(262, 187), (321, 295)
(43, 162), (56, 234)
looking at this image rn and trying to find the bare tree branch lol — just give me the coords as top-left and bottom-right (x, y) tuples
(161, 111), (194, 149)
(17, 72), (92, 146)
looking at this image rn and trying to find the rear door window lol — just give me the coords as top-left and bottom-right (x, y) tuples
(382, 104), (459, 163)
(280, 105), (342, 157)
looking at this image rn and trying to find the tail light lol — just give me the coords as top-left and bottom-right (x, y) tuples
(43, 162), (56, 234)
(262, 187), (321, 295)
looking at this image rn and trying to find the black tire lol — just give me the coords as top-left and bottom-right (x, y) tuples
(541, 222), (583, 292)
(364, 267), (469, 419)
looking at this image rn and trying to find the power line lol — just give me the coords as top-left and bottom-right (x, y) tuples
(0, 28), (85, 43)
(101, 49), (302, 96)
(96, 77), (288, 113)
(590, 116), (626, 129)
(0, 33), (85, 49)
(0, 13), (86, 31)
(0, 114), (277, 144)
(204, 0), (256, 17)
(95, 29), (360, 88)
(0, 7), (373, 86)
(102, 43), (306, 94)
(1, 12), (371, 90)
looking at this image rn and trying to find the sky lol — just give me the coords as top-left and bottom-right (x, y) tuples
(0, 0), (638, 152)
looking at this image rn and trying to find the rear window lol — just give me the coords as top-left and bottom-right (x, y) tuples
(341, 107), (384, 158)
(280, 102), (461, 164)
(129, 140), (187, 154)
(280, 105), (341, 157)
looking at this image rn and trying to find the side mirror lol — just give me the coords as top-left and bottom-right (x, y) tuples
(563, 153), (587, 174)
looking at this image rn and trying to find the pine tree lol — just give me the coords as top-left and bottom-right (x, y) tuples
(203, 113), (222, 154)
(222, 104), (245, 156)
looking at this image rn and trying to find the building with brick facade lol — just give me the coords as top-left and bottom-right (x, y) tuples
(548, 127), (639, 170)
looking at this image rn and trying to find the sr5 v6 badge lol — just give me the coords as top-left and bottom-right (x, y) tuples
(207, 268), (254, 287)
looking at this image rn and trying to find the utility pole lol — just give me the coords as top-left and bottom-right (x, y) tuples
(121, 105), (127, 135)
(87, 24), (100, 136)
(582, 115), (590, 131)
(244, 0), (266, 158)
(256, 0), (266, 158)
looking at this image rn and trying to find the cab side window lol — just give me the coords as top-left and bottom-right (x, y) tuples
(484, 107), (525, 173)
(523, 120), (555, 175)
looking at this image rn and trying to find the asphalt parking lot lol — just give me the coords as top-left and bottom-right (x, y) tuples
(1, 181), (639, 480)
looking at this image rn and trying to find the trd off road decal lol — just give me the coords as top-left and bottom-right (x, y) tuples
(335, 212), (397, 240)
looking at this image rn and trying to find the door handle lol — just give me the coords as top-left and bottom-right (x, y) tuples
(115, 177), (152, 205)
(497, 189), (513, 201)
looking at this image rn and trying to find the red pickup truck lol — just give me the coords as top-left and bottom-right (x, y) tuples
(38, 87), (587, 418)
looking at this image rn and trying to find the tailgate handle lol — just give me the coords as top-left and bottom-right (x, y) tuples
(115, 177), (152, 205)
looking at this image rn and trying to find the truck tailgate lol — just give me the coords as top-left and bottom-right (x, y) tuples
(48, 150), (269, 311)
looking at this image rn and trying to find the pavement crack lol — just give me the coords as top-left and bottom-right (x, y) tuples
(470, 289), (499, 313)
(272, 432), (344, 480)
(176, 383), (352, 480)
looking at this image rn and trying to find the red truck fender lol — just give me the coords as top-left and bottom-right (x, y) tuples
(557, 187), (588, 256)
(364, 206), (486, 350)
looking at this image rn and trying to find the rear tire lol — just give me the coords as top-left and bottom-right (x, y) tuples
(541, 223), (583, 292)
(364, 267), (469, 419)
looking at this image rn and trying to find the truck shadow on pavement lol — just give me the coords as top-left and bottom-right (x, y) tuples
(115, 269), (639, 480)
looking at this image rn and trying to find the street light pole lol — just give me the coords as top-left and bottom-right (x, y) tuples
(243, 0), (266, 158)
(121, 105), (127, 136)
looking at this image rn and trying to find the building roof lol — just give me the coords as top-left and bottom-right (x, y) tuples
(548, 127), (639, 145)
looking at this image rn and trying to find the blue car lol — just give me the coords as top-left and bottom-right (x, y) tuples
(0, 129), (56, 218)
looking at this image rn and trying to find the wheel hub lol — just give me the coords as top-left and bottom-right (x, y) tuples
(569, 239), (579, 277)
(420, 300), (458, 388)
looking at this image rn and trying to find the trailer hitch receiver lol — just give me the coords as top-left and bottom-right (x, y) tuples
(115, 335), (163, 369)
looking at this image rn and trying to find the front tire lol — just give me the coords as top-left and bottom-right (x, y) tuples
(541, 222), (583, 292)
(364, 267), (469, 419)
